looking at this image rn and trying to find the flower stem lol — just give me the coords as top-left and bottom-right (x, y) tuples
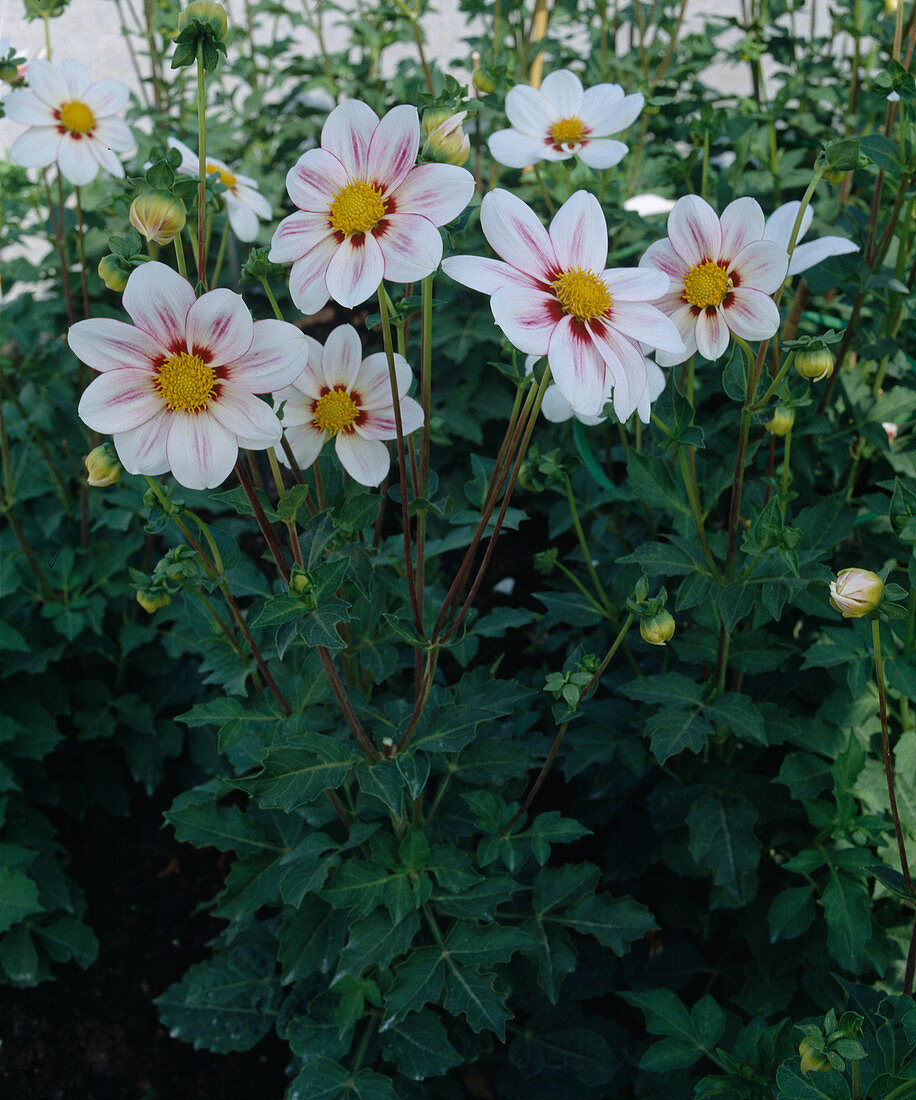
(234, 456), (290, 583)
(173, 237), (188, 281)
(44, 176), (75, 326)
(211, 219), (230, 287)
(196, 42), (208, 287)
(73, 185), (91, 318)
(563, 472), (610, 609)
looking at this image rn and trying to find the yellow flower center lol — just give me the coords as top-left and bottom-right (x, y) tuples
(683, 260), (731, 309)
(59, 100), (95, 135)
(313, 388), (360, 434)
(549, 116), (586, 146)
(551, 268), (612, 321)
(329, 178), (388, 238)
(206, 162), (237, 189)
(154, 352), (216, 413)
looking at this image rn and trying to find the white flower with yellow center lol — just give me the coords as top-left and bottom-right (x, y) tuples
(269, 99), (475, 313)
(639, 195), (789, 365)
(2, 58), (135, 185)
(488, 69), (643, 170)
(273, 324), (423, 488)
(167, 136), (271, 243)
(442, 190), (682, 421)
(69, 262), (307, 490)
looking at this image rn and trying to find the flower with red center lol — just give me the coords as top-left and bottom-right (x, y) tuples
(3, 58), (135, 185)
(273, 324), (423, 487)
(442, 189), (683, 421)
(639, 195), (789, 365)
(167, 137), (271, 242)
(269, 99), (475, 313)
(488, 69), (643, 170)
(69, 262), (307, 490)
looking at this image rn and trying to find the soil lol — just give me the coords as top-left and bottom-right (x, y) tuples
(0, 785), (291, 1100)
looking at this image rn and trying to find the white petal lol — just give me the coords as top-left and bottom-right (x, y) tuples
(287, 148), (348, 211)
(763, 201), (814, 249)
(233, 184), (272, 221)
(78, 369), (163, 433)
(210, 383), (282, 447)
(114, 411), (171, 475)
(368, 104), (420, 193)
(3, 90), (55, 126)
(377, 213), (443, 283)
(57, 59), (91, 98)
(604, 266), (669, 301)
(223, 195), (259, 242)
(590, 326), (648, 421)
(539, 70), (584, 116)
(68, 317), (166, 373)
(480, 189), (556, 281)
(548, 315), (605, 416)
(723, 287), (781, 341)
(279, 423), (327, 469)
(730, 239), (788, 294)
(639, 238), (689, 281)
(356, 392), (423, 440)
(694, 308), (730, 362)
(26, 59), (69, 107)
(227, 319), (307, 392)
(123, 261), (196, 351)
(387, 162), (474, 227)
(288, 237), (339, 315)
(719, 197), (765, 261)
(321, 99), (378, 176)
(9, 127), (60, 169)
(541, 384), (575, 423)
(166, 411), (238, 490)
(581, 85), (642, 134)
(667, 195), (721, 268)
(83, 77), (130, 118)
(353, 352), (411, 410)
(608, 300), (684, 354)
(321, 324), (363, 390)
(325, 233), (385, 308)
(504, 84), (555, 137)
(335, 432), (389, 486)
(166, 136), (198, 174)
(487, 128), (549, 169)
(58, 135), (100, 184)
(441, 255), (542, 294)
(788, 237), (858, 276)
(624, 193), (677, 217)
(185, 289), (253, 367)
(549, 191), (608, 273)
(269, 211), (333, 263)
(577, 139), (628, 169)
(86, 135), (127, 179)
(491, 286), (558, 354)
(655, 302), (697, 367)
(93, 116), (135, 154)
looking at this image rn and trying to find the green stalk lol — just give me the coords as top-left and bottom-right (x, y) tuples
(196, 42), (208, 287)
(73, 185), (91, 318)
(173, 237), (189, 281)
(563, 472), (611, 608)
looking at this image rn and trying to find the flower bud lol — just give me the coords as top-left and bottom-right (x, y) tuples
(884, 0), (898, 13)
(172, 0), (228, 69)
(883, 422), (898, 444)
(177, 0), (228, 40)
(829, 568), (884, 619)
(795, 347), (834, 382)
(422, 110), (471, 166)
(130, 191), (187, 245)
(799, 1038), (831, 1075)
(472, 67), (498, 94)
(98, 253), (131, 292)
(84, 442), (123, 487)
(136, 588), (171, 613)
(765, 405), (795, 436)
(640, 610), (675, 646)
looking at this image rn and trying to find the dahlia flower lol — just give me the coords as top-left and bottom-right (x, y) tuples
(70, 262), (306, 490)
(442, 190), (682, 421)
(273, 324), (423, 488)
(3, 58), (135, 185)
(639, 196), (789, 365)
(488, 69), (643, 170)
(763, 201), (858, 277)
(526, 354), (667, 426)
(269, 99), (475, 313)
(167, 136), (271, 243)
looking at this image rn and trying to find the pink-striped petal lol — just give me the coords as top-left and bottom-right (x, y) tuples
(730, 239), (788, 294)
(590, 325), (648, 419)
(114, 411), (172, 475)
(694, 308), (730, 362)
(10, 127), (60, 169)
(78, 369), (163, 433)
(539, 69), (584, 116)
(123, 261), (196, 352)
(288, 236), (339, 315)
(668, 195), (721, 268)
(3, 90), (55, 126)
(270, 211), (333, 263)
(356, 392), (423, 440)
(83, 77), (130, 118)
(604, 266), (670, 301)
(387, 162), (474, 226)
(353, 352), (411, 410)
(719, 197), (765, 261)
(321, 324), (363, 391)
(376, 213), (443, 283)
(210, 383), (281, 448)
(26, 59), (69, 107)
(226, 319), (307, 392)
(279, 423), (327, 470)
(548, 315), (605, 416)
(441, 255), (543, 294)
(368, 104), (420, 192)
(549, 191), (608, 273)
(321, 99), (378, 176)
(655, 301), (697, 367)
(504, 84), (555, 137)
(325, 232), (385, 308)
(185, 288), (253, 367)
(608, 300), (684, 355)
(640, 238), (689, 281)
(491, 285), (559, 355)
(57, 60), (91, 98)
(286, 148), (348, 211)
(723, 287), (781, 341)
(335, 432), (390, 486)
(58, 135), (101, 184)
(487, 129), (548, 168)
(166, 411), (238, 490)
(68, 317), (167, 373)
(481, 189), (557, 281)
(577, 139), (628, 169)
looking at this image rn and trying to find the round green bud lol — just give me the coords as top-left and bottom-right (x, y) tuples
(130, 191), (187, 245)
(136, 588), (171, 613)
(472, 67), (498, 94)
(765, 405), (795, 436)
(829, 568), (884, 619)
(795, 347), (834, 382)
(98, 253), (131, 292)
(640, 609), (675, 646)
(84, 442), (123, 487)
(799, 1038), (831, 1075)
(177, 0), (228, 40)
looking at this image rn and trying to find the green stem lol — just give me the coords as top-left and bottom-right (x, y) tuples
(173, 236), (188, 281)
(196, 43), (208, 287)
(677, 445), (718, 575)
(73, 185), (91, 318)
(779, 426), (792, 514)
(532, 164), (555, 216)
(563, 472), (610, 608)
(211, 218), (230, 287)
(259, 276), (284, 321)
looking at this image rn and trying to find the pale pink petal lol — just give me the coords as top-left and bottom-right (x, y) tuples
(3, 90), (55, 126)
(275, 388), (316, 427)
(541, 385), (576, 423)
(481, 189), (557, 281)
(78, 369), (163, 433)
(504, 84), (555, 137)
(279, 423), (327, 470)
(368, 104), (420, 193)
(92, 116), (136, 154)
(10, 127), (60, 169)
(114, 411), (171, 475)
(376, 213), (442, 283)
(68, 317), (167, 373)
(539, 70), (584, 116)
(441, 255), (543, 294)
(185, 289), (253, 366)
(387, 162), (474, 226)
(723, 287), (781, 341)
(491, 286), (559, 355)
(646, 361), (667, 402)
(335, 432), (390, 487)
(604, 266), (670, 301)
(580, 85), (642, 134)
(694, 308), (730, 362)
(26, 58), (69, 107)
(269, 211), (333, 263)
(325, 233), (385, 308)
(321, 99), (378, 176)
(356, 392), (423, 440)
(639, 238), (689, 281)
(226, 319), (307, 392)
(763, 201), (813, 249)
(83, 77), (130, 117)
(223, 196), (259, 242)
(353, 352), (411, 409)
(288, 237), (339, 315)
(58, 135), (100, 185)
(321, 324), (363, 390)
(86, 135), (127, 178)
(57, 59), (91, 98)
(577, 139), (628, 169)
(668, 195), (721, 268)
(788, 237), (858, 277)
(549, 191), (607, 273)
(608, 300), (684, 355)
(487, 129), (548, 169)
(123, 261), (196, 351)
(166, 411), (238, 490)
(719, 197), (765, 261)
(655, 302), (697, 367)
(209, 383), (282, 448)
(286, 149), (348, 211)
(730, 239), (788, 294)
(548, 315), (605, 416)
